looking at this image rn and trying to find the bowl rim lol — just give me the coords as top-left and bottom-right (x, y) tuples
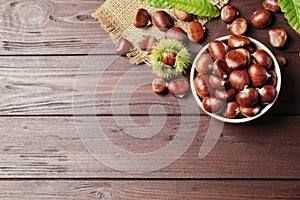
(190, 35), (282, 123)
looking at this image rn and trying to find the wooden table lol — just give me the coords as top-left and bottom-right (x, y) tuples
(0, 0), (299, 199)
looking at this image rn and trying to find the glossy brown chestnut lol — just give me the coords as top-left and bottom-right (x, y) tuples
(225, 49), (248, 69)
(268, 29), (287, 48)
(212, 58), (232, 79)
(194, 74), (213, 98)
(165, 27), (187, 42)
(195, 54), (213, 74)
(275, 55), (287, 69)
(224, 101), (240, 118)
(152, 77), (167, 94)
(209, 75), (228, 89)
(187, 21), (205, 43)
(153, 11), (174, 32)
(258, 85), (277, 104)
(236, 87), (259, 107)
(202, 97), (224, 113)
(229, 70), (251, 91)
(228, 35), (250, 48)
(221, 4), (239, 23)
(168, 78), (190, 98)
(215, 88), (237, 102)
(263, 0), (281, 12)
(139, 35), (157, 52)
(240, 105), (260, 117)
(251, 9), (272, 29)
(133, 8), (151, 28)
(174, 8), (192, 21)
(208, 40), (229, 60)
(229, 18), (248, 35)
(235, 48), (251, 67)
(267, 70), (277, 87)
(252, 49), (273, 68)
(115, 38), (131, 55)
(248, 64), (271, 87)
(161, 51), (177, 67)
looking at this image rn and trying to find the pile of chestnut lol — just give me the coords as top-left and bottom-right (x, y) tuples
(194, 35), (279, 118)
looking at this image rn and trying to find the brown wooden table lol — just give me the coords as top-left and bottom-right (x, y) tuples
(0, 0), (299, 199)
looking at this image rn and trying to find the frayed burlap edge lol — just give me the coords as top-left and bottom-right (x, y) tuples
(92, 0), (229, 65)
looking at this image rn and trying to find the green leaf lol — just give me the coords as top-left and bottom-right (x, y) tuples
(166, 0), (220, 18)
(278, 0), (300, 33)
(140, 0), (172, 8)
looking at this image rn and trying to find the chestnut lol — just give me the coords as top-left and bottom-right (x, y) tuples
(240, 105), (260, 117)
(194, 74), (213, 98)
(153, 11), (174, 32)
(258, 85), (277, 104)
(208, 40), (229, 60)
(229, 18), (248, 35)
(236, 86), (259, 107)
(225, 49), (249, 69)
(165, 27), (187, 42)
(115, 38), (131, 55)
(209, 75), (228, 89)
(221, 4), (239, 23)
(275, 55), (287, 69)
(139, 35), (157, 52)
(235, 48), (251, 67)
(263, 0), (281, 12)
(161, 51), (177, 67)
(152, 77), (167, 94)
(168, 78), (190, 98)
(133, 8), (151, 28)
(187, 21), (205, 43)
(248, 64), (271, 87)
(202, 97), (224, 113)
(229, 70), (251, 91)
(215, 88), (237, 102)
(251, 9), (272, 29)
(268, 29), (287, 48)
(224, 101), (240, 118)
(195, 54), (213, 74)
(174, 8), (192, 21)
(267, 70), (277, 87)
(228, 35), (251, 48)
(252, 49), (273, 68)
(212, 58), (232, 79)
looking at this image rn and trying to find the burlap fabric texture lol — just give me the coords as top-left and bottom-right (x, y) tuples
(92, 0), (229, 65)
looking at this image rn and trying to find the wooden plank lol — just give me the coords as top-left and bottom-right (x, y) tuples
(0, 0), (111, 55)
(0, 55), (299, 115)
(0, 116), (299, 178)
(0, 180), (299, 199)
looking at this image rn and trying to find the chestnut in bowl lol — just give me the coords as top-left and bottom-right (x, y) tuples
(190, 35), (281, 123)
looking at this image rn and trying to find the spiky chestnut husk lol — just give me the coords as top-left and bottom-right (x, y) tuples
(151, 39), (190, 80)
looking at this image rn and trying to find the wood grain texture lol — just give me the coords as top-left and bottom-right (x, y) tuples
(0, 55), (299, 115)
(0, 116), (299, 178)
(0, 180), (299, 199)
(0, 0), (109, 55)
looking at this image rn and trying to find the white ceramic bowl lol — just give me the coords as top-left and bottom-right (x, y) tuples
(190, 35), (281, 123)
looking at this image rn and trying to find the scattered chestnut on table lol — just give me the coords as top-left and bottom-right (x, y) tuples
(251, 8), (272, 29)
(187, 21), (205, 43)
(263, 0), (281, 12)
(275, 55), (287, 69)
(152, 77), (167, 94)
(153, 10), (174, 32)
(168, 78), (190, 98)
(139, 35), (157, 52)
(268, 28), (287, 48)
(115, 38), (131, 55)
(221, 4), (239, 23)
(133, 8), (151, 28)
(174, 8), (192, 21)
(228, 18), (248, 35)
(165, 27), (187, 42)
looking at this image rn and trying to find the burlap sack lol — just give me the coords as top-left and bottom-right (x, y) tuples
(92, 0), (229, 65)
